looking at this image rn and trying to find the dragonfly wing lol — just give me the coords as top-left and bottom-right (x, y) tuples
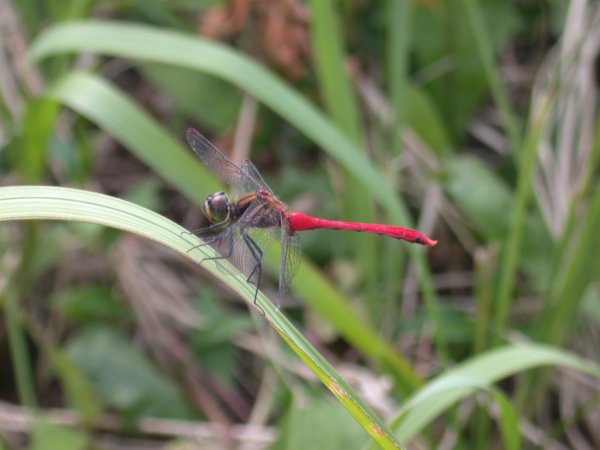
(234, 201), (277, 284)
(236, 200), (299, 302)
(186, 128), (262, 193)
(242, 159), (273, 193)
(240, 223), (301, 302)
(241, 226), (275, 280)
(195, 224), (270, 294)
(279, 221), (301, 299)
(192, 227), (240, 278)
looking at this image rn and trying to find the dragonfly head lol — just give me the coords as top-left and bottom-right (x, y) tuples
(203, 191), (231, 223)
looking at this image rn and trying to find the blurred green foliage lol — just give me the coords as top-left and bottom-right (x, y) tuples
(0, 0), (599, 449)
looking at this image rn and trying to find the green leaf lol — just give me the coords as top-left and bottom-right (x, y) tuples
(46, 347), (103, 423)
(446, 155), (553, 284)
(54, 284), (128, 324)
(385, 343), (600, 444)
(406, 87), (452, 156)
(190, 294), (254, 385)
(272, 397), (368, 450)
(28, 421), (88, 450)
(121, 179), (165, 212)
(446, 155), (512, 239)
(494, 100), (550, 343)
(43, 71), (222, 204)
(140, 63), (242, 133)
(492, 389), (521, 450)
(66, 326), (195, 422)
(413, 1), (521, 148)
(20, 99), (60, 183)
(309, 0), (362, 142)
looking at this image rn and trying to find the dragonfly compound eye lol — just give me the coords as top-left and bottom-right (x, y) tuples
(203, 192), (231, 223)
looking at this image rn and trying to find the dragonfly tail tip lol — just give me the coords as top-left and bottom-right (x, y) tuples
(426, 238), (438, 247)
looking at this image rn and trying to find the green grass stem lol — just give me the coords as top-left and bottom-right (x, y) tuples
(4, 291), (38, 408)
(493, 99), (550, 344)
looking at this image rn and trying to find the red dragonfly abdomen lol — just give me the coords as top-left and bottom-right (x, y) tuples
(287, 212), (437, 247)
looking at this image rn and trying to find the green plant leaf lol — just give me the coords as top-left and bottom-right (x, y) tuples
(140, 63), (242, 133)
(28, 421), (88, 450)
(446, 155), (512, 239)
(46, 347), (103, 424)
(272, 397), (368, 450)
(383, 343), (600, 444)
(66, 326), (195, 422)
(54, 284), (128, 324)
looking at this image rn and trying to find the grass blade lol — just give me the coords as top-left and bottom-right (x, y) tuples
(380, 343), (600, 445)
(493, 98), (551, 343)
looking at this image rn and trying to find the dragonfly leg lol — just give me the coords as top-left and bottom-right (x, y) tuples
(184, 221), (231, 254)
(186, 235), (218, 254)
(198, 233), (234, 265)
(241, 232), (264, 315)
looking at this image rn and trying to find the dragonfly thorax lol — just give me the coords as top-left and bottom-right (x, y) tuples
(203, 191), (231, 223)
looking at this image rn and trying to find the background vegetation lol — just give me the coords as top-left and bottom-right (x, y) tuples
(0, 0), (599, 449)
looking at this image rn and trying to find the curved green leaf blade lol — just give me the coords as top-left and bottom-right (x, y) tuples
(0, 185), (405, 450)
(385, 344), (600, 444)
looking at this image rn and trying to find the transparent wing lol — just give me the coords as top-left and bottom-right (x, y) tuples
(189, 227), (241, 281)
(195, 225), (272, 292)
(279, 221), (301, 299)
(242, 159), (274, 194)
(186, 128), (264, 193)
(228, 228), (267, 284)
(236, 201), (300, 303)
(233, 201), (277, 283)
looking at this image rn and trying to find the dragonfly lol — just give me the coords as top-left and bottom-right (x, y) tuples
(185, 128), (437, 311)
